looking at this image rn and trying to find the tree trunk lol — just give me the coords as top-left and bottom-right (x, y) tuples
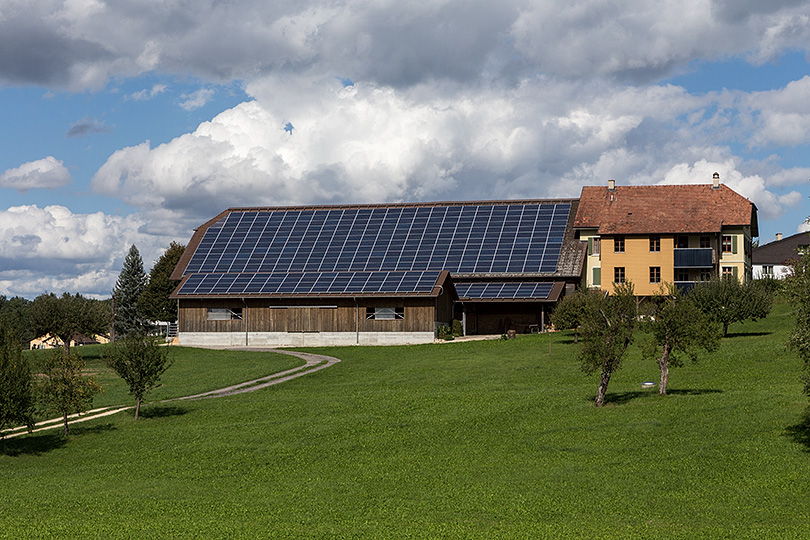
(658, 342), (671, 395)
(723, 322), (729, 337)
(62, 412), (69, 437)
(595, 368), (612, 407)
(573, 331), (579, 344)
(135, 396), (141, 421)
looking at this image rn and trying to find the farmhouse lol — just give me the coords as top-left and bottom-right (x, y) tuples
(574, 175), (758, 295)
(170, 199), (583, 347)
(170, 176), (758, 346)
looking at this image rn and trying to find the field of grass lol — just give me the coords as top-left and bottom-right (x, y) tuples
(1, 301), (809, 539)
(26, 345), (304, 411)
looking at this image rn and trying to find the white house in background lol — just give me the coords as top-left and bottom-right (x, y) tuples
(752, 232), (810, 279)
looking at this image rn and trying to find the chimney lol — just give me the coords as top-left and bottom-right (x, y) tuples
(776, 233), (783, 242)
(712, 172), (720, 189)
(608, 179), (615, 191)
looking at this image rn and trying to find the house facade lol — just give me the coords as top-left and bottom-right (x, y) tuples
(752, 232), (810, 279)
(573, 175), (758, 295)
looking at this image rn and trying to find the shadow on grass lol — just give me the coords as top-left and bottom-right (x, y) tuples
(0, 423), (115, 456)
(784, 410), (810, 453)
(70, 423), (117, 437)
(723, 331), (773, 338)
(601, 388), (723, 405)
(140, 405), (189, 419)
(0, 432), (67, 457)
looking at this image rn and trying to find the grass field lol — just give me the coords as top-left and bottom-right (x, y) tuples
(1, 301), (809, 539)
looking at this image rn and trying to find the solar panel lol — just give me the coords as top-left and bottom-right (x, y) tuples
(183, 202), (571, 277)
(176, 271), (443, 296)
(454, 282), (555, 301)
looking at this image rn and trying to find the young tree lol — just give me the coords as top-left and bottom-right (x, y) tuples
(641, 284), (721, 395)
(578, 282), (637, 407)
(38, 347), (102, 436)
(551, 287), (600, 343)
(0, 326), (34, 436)
(690, 277), (772, 336)
(30, 292), (111, 354)
(138, 242), (185, 325)
(105, 331), (173, 420)
(786, 249), (810, 398)
(113, 244), (148, 338)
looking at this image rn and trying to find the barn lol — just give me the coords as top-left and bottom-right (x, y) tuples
(170, 199), (584, 347)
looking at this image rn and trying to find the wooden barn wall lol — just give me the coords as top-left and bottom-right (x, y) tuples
(179, 297), (439, 334)
(434, 286), (454, 327)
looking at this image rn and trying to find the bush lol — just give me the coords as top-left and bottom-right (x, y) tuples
(451, 319), (463, 337)
(437, 325), (453, 340)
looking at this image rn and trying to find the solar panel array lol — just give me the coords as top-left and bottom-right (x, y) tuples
(177, 271), (442, 296)
(454, 282), (554, 300)
(183, 203), (571, 277)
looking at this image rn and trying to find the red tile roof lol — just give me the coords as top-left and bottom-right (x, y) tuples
(573, 184), (758, 236)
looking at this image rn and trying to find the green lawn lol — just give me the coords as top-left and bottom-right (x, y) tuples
(26, 346), (305, 412)
(1, 302), (809, 539)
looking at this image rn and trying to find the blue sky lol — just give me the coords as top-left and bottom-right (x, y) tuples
(1, 1), (810, 298)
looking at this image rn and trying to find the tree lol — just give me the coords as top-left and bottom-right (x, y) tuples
(786, 249), (810, 398)
(0, 296), (33, 345)
(578, 282), (637, 407)
(113, 244), (148, 338)
(105, 331), (173, 420)
(552, 287), (600, 343)
(641, 284), (721, 395)
(689, 277), (773, 336)
(38, 347), (102, 436)
(138, 242), (185, 325)
(0, 326), (34, 436)
(30, 292), (111, 354)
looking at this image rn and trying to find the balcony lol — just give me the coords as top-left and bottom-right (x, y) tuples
(673, 248), (714, 269)
(674, 281), (698, 293)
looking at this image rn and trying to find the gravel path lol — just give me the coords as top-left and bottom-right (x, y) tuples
(1, 348), (340, 440)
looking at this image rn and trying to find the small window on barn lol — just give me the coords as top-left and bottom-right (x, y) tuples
(207, 308), (242, 320)
(366, 307), (405, 320)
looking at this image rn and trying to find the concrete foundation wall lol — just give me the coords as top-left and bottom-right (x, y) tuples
(178, 331), (435, 347)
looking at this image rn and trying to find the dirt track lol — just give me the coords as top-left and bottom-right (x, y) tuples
(1, 348), (340, 440)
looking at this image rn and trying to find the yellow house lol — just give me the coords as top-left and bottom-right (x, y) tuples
(574, 175), (758, 296)
(29, 333), (111, 350)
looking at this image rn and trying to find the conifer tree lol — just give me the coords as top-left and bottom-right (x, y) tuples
(113, 244), (148, 338)
(139, 242), (185, 325)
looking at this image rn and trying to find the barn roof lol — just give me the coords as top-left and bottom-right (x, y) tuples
(573, 184), (758, 236)
(172, 199), (582, 299)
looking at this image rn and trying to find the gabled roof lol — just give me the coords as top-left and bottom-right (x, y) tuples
(753, 232), (810, 265)
(573, 184), (758, 236)
(171, 199), (583, 299)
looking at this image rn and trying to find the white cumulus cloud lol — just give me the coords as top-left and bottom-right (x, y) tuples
(0, 157), (72, 191)
(0, 205), (175, 298)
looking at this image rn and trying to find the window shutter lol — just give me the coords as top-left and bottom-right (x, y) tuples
(732, 235), (738, 254)
(732, 266), (738, 280)
(588, 238), (593, 256)
(593, 267), (601, 286)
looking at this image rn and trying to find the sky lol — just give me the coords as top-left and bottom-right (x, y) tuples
(2, 0), (810, 299)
